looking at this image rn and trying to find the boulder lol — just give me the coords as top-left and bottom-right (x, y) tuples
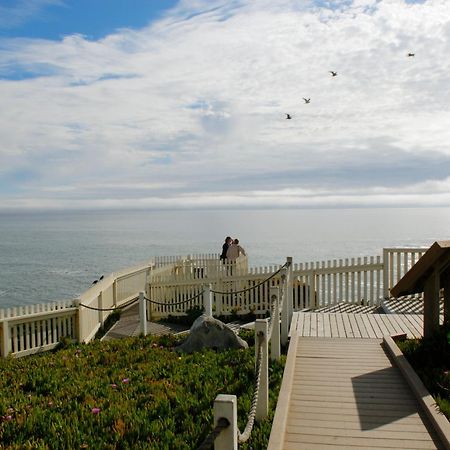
(176, 315), (248, 353)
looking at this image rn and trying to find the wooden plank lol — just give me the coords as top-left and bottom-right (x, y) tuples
(341, 313), (355, 337)
(401, 314), (422, 338)
(295, 312), (304, 336)
(361, 313), (378, 338)
(389, 314), (418, 339)
(329, 313), (339, 338)
(283, 432), (441, 449)
(310, 313), (318, 337)
(372, 314), (391, 336)
(303, 313), (311, 337)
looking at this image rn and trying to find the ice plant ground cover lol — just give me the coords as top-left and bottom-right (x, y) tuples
(398, 325), (450, 421)
(0, 331), (285, 449)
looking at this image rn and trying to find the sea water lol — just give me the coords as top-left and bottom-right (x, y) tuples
(0, 207), (449, 309)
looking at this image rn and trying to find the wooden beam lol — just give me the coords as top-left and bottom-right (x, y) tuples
(443, 270), (450, 327)
(423, 269), (440, 338)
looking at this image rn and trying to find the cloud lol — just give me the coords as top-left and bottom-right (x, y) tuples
(0, 0), (450, 210)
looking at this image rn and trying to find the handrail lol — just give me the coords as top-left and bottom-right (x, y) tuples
(203, 259), (291, 449)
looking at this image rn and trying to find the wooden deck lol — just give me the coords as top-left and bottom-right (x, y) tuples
(268, 336), (445, 450)
(290, 311), (429, 339)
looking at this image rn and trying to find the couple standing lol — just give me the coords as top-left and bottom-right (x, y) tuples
(220, 236), (246, 262)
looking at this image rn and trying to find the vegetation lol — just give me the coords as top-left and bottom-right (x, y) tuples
(0, 331), (285, 449)
(397, 325), (450, 420)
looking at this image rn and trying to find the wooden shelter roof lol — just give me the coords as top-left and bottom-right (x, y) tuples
(390, 240), (450, 297)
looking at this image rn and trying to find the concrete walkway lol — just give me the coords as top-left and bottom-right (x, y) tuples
(102, 303), (190, 341)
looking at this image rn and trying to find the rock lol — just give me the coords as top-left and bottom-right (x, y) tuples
(176, 315), (248, 353)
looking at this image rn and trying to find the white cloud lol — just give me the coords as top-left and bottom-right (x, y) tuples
(1, 0), (450, 210)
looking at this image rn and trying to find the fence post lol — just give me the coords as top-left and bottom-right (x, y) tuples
(281, 266), (289, 347)
(1, 321), (9, 357)
(383, 248), (389, 299)
(203, 284), (212, 317)
(255, 318), (269, 421)
(286, 256), (293, 325)
(214, 394), (238, 450)
(98, 291), (104, 327)
(270, 286), (281, 361)
(139, 292), (147, 336)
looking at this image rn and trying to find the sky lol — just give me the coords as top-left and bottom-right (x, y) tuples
(0, 0), (449, 211)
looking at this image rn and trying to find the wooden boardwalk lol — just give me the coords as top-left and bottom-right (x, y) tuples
(268, 336), (444, 450)
(269, 312), (448, 449)
(290, 311), (430, 339)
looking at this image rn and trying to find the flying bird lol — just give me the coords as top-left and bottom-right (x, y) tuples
(92, 280), (98, 285)
(99, 275), (104, 281)
(407, 53), (415, 57)
(329, 71), (338, 77)
(285, 113), (292, 119)
(303, 98), (311, 104)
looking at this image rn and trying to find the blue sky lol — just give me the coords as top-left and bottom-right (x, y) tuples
(0, 1), (179, 40)
(0, 0), (450, 211)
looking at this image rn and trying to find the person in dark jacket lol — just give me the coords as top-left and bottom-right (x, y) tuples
(220, 236), (232, 262)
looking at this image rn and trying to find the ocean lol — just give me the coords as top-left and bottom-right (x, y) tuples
(0, 207), (449, 309)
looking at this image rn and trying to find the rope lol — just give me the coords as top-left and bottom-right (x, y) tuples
(210, 262), (289, 296)
(267, 294), (279, 339)
(196, 417), (230, 450)
(78, 297), (138, 312)
(238, 332), (264, 443)
(143, 290), (203, 307)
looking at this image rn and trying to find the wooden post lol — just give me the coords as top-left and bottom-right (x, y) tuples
(98, 291), (104, 327)
(383, 248), (389, 299)
(423, 269), (440, 337)
(270, 286), (280, 361)
(287, 256), (293, 324)
(281, 266), (289, 347)
(1, 321), (10, 357)
(112, 279), (118, 308)
(443, 271), (450, 326)
(255, 319), (268, 421)
(139, 292), (147, 336)
(214, 394), (238, 450)
(203, 284), (212, 317)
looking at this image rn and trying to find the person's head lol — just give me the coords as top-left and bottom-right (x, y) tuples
(234, 238), (239, 244)
(225, 236), (232, 244)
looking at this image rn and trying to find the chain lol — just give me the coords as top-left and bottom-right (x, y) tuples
(78, 297), (138, 312)
(210, 262), (288, 296)
(143, 290), (203, 307)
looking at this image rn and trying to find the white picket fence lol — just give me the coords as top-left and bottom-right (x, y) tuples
(0, 247), (427, 358)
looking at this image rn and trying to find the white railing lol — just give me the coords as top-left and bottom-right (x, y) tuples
(0, 247), (428, 358)
(383, 247), (427, 298)
(0, 258), (160, 357)
(206, 263), (291, 449)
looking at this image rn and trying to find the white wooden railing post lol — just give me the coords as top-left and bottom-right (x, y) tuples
(286, 256), (293, 325)
(1, 321), (10, 357)
(203, 284), (213, 317)
(383, 248), (389, 299)
(280, 266), (289, 347)
(255, 318), (269, 421)
(139, 292), (147, 336)
(270, 286), (281, 361)
(214, 394), (238, 450)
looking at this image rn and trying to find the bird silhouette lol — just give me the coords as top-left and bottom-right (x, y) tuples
(99, 275), (104, 281)
(92, 279), (98, 285)
(407, 53), (415, 57)
(330, 71), (338, 77)
(285, 113), (292, 119)
(303, 98), (311, 104)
